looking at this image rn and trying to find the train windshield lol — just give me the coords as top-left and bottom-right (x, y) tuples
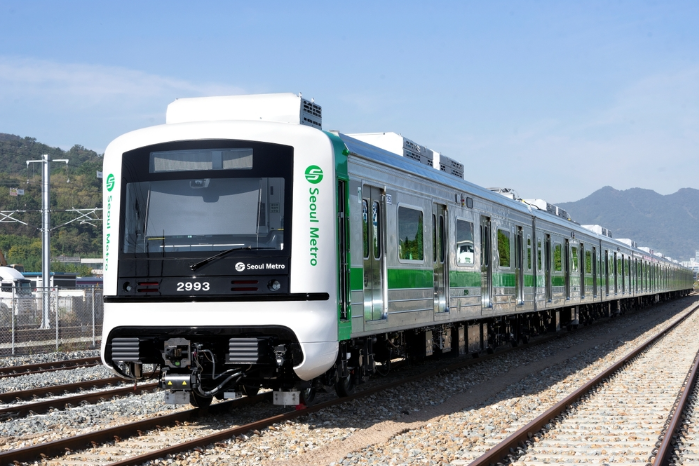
(123, 177), (285, 253)
(119, 141), (293, 256)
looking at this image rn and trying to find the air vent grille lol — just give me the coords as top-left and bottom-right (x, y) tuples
(227, 337), (271, 364)
(111, 337), (140, 362)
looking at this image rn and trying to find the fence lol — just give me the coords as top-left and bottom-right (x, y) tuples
(0, 286), (103, 356)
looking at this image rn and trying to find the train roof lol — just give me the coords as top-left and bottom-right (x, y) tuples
(337, 132), (683, 268)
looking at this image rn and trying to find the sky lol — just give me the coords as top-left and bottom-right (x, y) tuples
(0, 0), (697, 202)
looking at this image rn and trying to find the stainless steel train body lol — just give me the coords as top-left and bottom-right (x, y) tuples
(341, 135), (691, 342)
(102, 94), (693, 405)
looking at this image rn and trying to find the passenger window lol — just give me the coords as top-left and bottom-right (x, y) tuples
(571, 247), (579, 272)
(537, 238), (542, 270)
(372, 201), (380, 259)
(362, 200), (369, 259)
(585, 251), (592, 274)
(554, 244), (562, 272)
(527, 236), (532, 270)
(497, 229), (511, 267)
(456, 219), (474, 266)
(398, 206), (424, 261)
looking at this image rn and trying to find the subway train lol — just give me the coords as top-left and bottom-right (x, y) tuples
(101, 93), (693, 407)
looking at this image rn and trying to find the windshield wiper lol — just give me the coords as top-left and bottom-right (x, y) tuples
(190, 246), (274, 271)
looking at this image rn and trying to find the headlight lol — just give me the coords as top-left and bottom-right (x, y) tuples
(268, 280), (281, 292)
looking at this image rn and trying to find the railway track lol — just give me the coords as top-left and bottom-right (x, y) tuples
(0, 317), (578, 465)
(1, 297), (694, 465)
(0, 379), (159, 421)
(655, 338), (699, 466)
(469, 300), (699, 466)
(0, 356), (100, 379)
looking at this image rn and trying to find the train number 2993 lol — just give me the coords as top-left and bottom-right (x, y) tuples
(176, 282), (211, 291)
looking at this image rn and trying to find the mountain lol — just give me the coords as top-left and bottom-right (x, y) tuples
(0, 133), (103, 272)
(557, 186), (699, 262)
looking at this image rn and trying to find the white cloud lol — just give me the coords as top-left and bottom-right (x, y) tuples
(0, 57), (245, 151)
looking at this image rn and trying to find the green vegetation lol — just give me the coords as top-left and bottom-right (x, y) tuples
(0, 133), (102, 274)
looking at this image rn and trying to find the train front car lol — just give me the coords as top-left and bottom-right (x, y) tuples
(101, 94), (342, 407)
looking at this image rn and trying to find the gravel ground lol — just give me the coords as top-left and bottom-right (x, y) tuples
(111, 297), (698, 466)
(509, 306), (699, 465)
(673, 364), (699, 465)
(0, 390), (184, 452)
(336, 299), (698, 466)
(4, 297), (694, 465)
(0, 349), (99, 368)
(0, 364), (114, 394)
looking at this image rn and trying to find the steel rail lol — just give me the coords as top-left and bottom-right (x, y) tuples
(0, 392), (272, 464)
(0, 373), (157, 404)
(468, 300), (699, 466)
(653, 346), (699, 465)
(0, 382), (159, 420)
(0, 323), (569, 465)
(0, 356), (100, 378)
(104, 311), (668, 466)
(1, 298), (691, 465)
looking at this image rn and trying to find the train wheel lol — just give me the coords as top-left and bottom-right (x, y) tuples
(335, 373), (355, 397)
(190, 391), (213, 408)
(300, 387), (316, 404)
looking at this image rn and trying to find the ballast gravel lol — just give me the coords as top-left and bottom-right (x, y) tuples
(508, 308), (699, 465)
(0, 364), (113, 394)
(4, 297), (696, 465)
(123, 297), (698, 466)
(0, 390), (183, 452)
(0, 349), (99, 368)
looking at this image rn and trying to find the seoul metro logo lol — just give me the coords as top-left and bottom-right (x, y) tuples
(106, 174), (115, 192)
(305, 166), (323, 184)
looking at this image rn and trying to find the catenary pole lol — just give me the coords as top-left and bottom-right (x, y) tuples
(27, 154), (68, 329)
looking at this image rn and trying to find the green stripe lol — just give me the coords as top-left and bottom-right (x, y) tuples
(551, 275), (565, 286)
(449, 270), (481, 288)
(536, 274), (545, 287)
(493, 272), (516, 287)
(325, 131), (351, 341)
(524, 274), (536, 287)
(324, 131), (348, 179)
(388, 268), (433, 289)
(350, 267), (363, 291)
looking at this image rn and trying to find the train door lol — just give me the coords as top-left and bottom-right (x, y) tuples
(545, 234), (552, 302)
(564, 239), (571, 300)
(362, 186), (385, 321)
(515, 227), (524, 304)
(337, 180), (350, 322)
(592, 247), (597, 297)
(480, 216), (492, 308)
(433, 203), (448, 314)
(621, 254), (625, 294)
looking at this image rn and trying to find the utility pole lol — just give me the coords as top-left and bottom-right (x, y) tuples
(27, 154), (68, 329)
